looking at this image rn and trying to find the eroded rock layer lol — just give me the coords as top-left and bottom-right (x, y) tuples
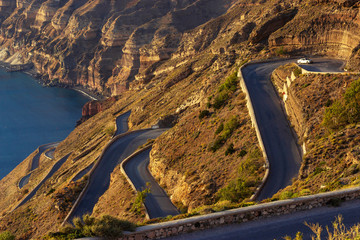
(0, 1), (359, 96)
(0, 0), (238, 96)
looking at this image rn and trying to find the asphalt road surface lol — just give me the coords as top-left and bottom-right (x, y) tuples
(165, 199), (360, 240)
(115, 110), (131, 135)
(241, 58), (344, 201)
(68, 129), (167, 220)
(71, 111), (131, 182)
(19, 142), (59, 189)
(123, 148), (180, 218)
(14, 154), (69, 210)
(298, 58), (345, 72)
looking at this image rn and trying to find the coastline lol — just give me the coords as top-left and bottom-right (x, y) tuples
(0, 60), (105, 102)
(72, 86), (102, 101)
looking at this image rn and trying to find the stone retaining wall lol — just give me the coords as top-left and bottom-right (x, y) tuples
(120, 187), (360, 239)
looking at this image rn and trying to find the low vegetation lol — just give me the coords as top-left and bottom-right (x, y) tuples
(322, 79), (360, 131)
(209, 115), (240, 152)
(46, 215), (136, 239)
(150, 67), (265, 212)
(208, 71), (238, 110)
(131, 188), (150, 215)
(0, 232), (15, 240)
(216, 147), (263, 202)
(284, 215), (360, 240)
(271, 66), (360, 200)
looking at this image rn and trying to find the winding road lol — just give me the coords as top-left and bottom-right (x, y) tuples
(123, 148), (180, 218)
(14, 154), (70, 210)
(161, 58), (346, 239)
(115, 110), (131, 135)
(19, 142), (59, 189)
(67, 128), (168, 220)
(241, 58), (344, 200)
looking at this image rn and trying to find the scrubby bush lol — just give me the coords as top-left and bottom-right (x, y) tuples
(287, 215), (360, 240)
(0, 232), (15, 240)
(275, 46), (287, 56)
(105, 125), (115, 136)
(209, 116), (239, 152)
(210, 71), (239, 110)
(213, 91), (230, 109)
(323, 78), (360, 130)
(238, 149), (247, 157)
(198, 110), (210, 119)
(216, 147), (263, 202)
(215, 122), (224, 134)
(46, 215), (136, 239)
(225, 143), (235, 156)
(218, 71), (238, 92)
(293, 67), (302, 77)
(131, 188), (150, 215)
(216, 178), (251, 202)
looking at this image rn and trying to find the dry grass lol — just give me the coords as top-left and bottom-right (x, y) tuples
(284, 215), (360, 240)
(271, 66), (360, 200)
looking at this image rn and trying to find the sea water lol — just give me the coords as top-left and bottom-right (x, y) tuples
(0, 69), (89, 180)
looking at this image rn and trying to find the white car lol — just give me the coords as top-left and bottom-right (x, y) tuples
(297, 58), (313, 64)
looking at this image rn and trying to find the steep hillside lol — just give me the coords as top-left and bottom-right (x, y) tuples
(1, 0), (360, 238)
(271, 64), (360, 200)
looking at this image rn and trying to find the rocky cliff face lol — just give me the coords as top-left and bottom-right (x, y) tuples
(0, 0), (237, 96)
(4, 0), (360, 238)
(0, 0), (359, 97)
(80, 96), (117, 123)
(268, 3), (360, 66)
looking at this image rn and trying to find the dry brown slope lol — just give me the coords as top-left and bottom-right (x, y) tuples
(4, 0), (360, 238)
(271, 65), (360, 200)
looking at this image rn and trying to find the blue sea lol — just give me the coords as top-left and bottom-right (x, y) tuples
(0, 69), (89, 180)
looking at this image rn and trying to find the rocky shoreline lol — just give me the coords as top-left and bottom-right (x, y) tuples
(0, 61), (105, 101)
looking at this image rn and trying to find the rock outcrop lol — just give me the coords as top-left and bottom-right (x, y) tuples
(79, 96), (117, 123)
(0, 0), (238, 96)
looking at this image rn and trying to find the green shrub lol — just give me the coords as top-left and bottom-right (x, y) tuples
(323, 78), (360, 130)
(210, 71), (239, 109)
(46, 188), (55, 196)
(213, 91), (230, 109)
(222, 116), (239, 137)
(90, 215), (135, 237)
(46, 215), (136, 239)
(323, 101), (347, 130)
(131, 188), (150, 215)
(218, 71), (238, 92)
(217, 178), (252, 202)
(198, 110), (210, 119)
(279, 190), (294, 200)
(325, 99), (332, 107)
(300, 83), (310, 89)
(238, 149), (247, 157)
(209, 136), (226, 152)
(105, 125), (115, 136)
(225, 143), (235, 156)
(0, 232), (15, 240)
(209, 116), (240, 152)
(275, 46), (287, 56)
(215, 123), (224, 135)
(293, 67), (302, 77)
